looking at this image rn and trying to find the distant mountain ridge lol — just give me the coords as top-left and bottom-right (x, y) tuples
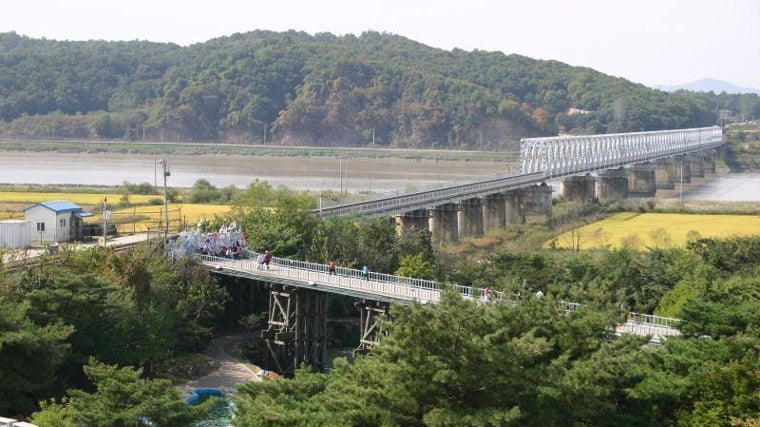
(656, 78), (760, 95)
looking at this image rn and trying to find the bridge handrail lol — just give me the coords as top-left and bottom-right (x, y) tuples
(317, 172), (545, 217)
(202, 253), (682, 331)
(627, 312), (681, 328)
(319, 167), (520, 210)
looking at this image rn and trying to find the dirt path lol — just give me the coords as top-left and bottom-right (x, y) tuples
(177, 332), (261, 396)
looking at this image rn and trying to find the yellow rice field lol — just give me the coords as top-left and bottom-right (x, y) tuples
(550, 212), (760, 250)
(100, 204), (231, 233)
(0, 191), (231, 232)
(0, 192), (158, 206)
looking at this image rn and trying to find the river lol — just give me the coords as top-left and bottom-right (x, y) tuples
(0, 151), (514, 193)
(1, 151), (759, 201)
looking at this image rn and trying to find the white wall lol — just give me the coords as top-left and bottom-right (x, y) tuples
(24, 206), (57, 243)
(0, 220), (30, 248)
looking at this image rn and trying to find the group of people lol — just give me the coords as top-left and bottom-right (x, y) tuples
(256, 250), (272, 270)
(201, 240), (244, 259)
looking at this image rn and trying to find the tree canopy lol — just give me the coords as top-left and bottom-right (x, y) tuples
(1, 30), (751, 148)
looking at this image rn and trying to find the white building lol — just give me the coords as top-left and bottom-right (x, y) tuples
(23, 201), (93, 244)
(0, 219), (31, 248)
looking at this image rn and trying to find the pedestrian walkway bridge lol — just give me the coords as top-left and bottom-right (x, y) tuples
(201, 254), (681, 343)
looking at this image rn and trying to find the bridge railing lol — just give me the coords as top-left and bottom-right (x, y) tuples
(627, 312), (681, 328)
(203, 252), (496, 301)
(319, 169), (519, 211)
(317, 172), (545, 217)
(201, 254), (683, 333)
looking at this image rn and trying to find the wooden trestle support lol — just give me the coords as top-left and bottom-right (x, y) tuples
(354, 300), (389, 355)
(262, 285), (328, 375)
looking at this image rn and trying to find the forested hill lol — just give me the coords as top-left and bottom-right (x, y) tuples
(1, 30), (753, 149)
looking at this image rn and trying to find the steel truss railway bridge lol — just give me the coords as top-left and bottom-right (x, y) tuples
(202, 254), (681, 375)
(317, 127), (724, 243)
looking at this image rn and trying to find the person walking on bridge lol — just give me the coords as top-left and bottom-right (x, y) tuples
(264, 250), (272, 270)
(256, 252), (265, 270)
(329, 260), (337, 275)
(362, 265), (369, 281)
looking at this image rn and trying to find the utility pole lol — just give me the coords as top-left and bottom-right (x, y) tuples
(680, 156), (684, 209)
(159, 158), (170, 237)
(102, 197), (108, 246)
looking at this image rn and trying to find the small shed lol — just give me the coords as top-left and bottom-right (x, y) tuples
(0, 219), (31, 249)
(23, 201), (93, 244)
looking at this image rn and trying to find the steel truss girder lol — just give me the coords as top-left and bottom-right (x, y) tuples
(354, 300), (389, 355)
(520, 126), (722, 178)
(262, 285), (327, 375)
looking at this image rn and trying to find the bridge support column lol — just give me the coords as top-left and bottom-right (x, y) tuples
(261, 286), (327, 375)
(429, 203), (458, 243)
(675, 155), (692, 184)
(523, 183), (553, 218)
(397, 209), (430, 234)
(505, 190), (526, 224)
(561, 174), (595, 202)
(596, 167), (629, 201)
(483, 193), (507, 231)
(628, 163), (656, 197)
(655, 159), (676, 189)
(457, 198), (483, 239)
(354, 300), (389, 355)
(690, 153), (705, 178)
(703, 149), (717, 173)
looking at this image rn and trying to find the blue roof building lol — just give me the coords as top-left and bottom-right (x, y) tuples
(24, 200), (94, 243)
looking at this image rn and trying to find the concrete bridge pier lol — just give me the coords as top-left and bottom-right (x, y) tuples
(429, 203), (459, 243)
(596, 167), (629, 201)
(675, 155), (692, 184)
(505, 190), (526, 224)
(457, 198), (484, 239)
(703, 149), (717, 173)
(628, 163), (656, 197)
(483, 193), (507, 231)
(523, 183), (553, 219)
(396, 209), (430, 234)
(261, 285), (328, 375)
(561, 174), (596, 202)
(655, 159), (676, 189)
(690, 153), (705, 178)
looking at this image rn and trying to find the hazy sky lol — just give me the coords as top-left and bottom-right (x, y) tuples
(3, 0), (759, 89)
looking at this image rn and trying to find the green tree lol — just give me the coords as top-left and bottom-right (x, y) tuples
(395, 253), (436, 280)
(31, 358), (203, 427)
(189, 178), (221, 203)
(0, 297), (72, 415)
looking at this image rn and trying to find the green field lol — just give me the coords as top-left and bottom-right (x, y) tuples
(550, 212), (760, 250)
